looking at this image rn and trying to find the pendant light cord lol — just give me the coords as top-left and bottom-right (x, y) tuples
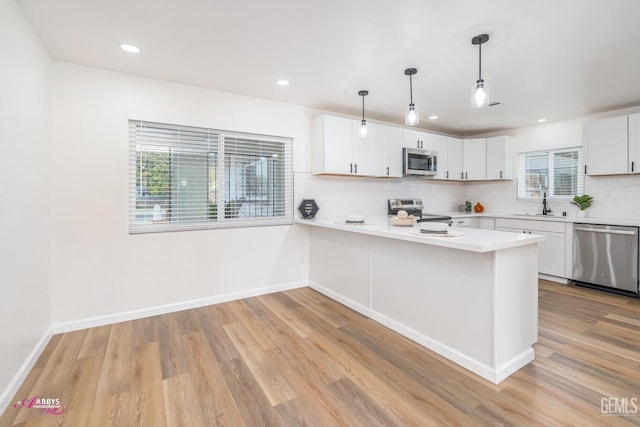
(478, 41), (482, 80)
(362, 94), (365, 121)
(409, 74), (414, 104)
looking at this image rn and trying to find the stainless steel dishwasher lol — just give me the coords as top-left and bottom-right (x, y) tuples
(573, 223), (639, 294)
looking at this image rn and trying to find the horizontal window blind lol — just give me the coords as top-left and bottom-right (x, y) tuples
(517, 147), (584, 199)
(129, 120), (292, 233)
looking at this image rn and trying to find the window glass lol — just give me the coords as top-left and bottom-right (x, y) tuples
(517, 148), (583, 199)
(129, 121), (292, 233)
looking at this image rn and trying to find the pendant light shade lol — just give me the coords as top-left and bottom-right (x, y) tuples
(358, 90), (369, 138)
(471, 34), (490, 108)
(404, 68), (419, 126)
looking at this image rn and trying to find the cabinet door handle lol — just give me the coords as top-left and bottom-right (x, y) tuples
(354, 164), (358, 174)
(523, 230), (526, 234)
(386, 166), (390, 176)
(446, 171), (449, 179)
(632, 161), (635, 172)
(584, 165), (587, 174)
(500, 170), (503, 178)
(460, 172), (464, 179)
(350, 163), (353, 173)
(465, 172), (468, 179)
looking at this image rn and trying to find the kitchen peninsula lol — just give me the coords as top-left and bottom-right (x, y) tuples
(296, 218), (544, 384)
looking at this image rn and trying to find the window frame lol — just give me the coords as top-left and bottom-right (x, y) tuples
(516, 147), (584, 200)
(129, 120), (293, 234)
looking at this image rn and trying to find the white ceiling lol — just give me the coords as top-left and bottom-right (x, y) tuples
(17, 0), (640, 136)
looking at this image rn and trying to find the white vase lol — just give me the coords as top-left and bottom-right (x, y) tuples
(577, 210), (587, 218)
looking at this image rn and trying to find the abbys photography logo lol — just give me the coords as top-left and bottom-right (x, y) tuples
(13, 395), (65, 415)
(601, 397), (638, 417)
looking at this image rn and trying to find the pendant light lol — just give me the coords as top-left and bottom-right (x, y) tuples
(404, 68), (419, 126)
(471, 34), (490, 108)
(358, 90), (369, 137)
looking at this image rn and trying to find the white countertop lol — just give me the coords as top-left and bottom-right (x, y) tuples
(443, 212), (640, 227)
(295, 217), (544, 253)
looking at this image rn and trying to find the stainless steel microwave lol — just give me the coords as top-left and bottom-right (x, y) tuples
(403, 148), (437, 176)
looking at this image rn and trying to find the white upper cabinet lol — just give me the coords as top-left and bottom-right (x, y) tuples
(486, 136), (514, 180)
(312, 115), (352, 175)
(584, 115), (628, 175)
(403, 130), (448, 179)
(463, 138), (487, 180)
(430, 134), (449, 180)
(628, 113), (640, 174)
(447, 137), (464, 180)
(312, 114), (512, 181)
(351, 120), (376, 176)
(312, 115), (376, 176)
(402, 130), (428, 149)
(377, 125), (403, 177)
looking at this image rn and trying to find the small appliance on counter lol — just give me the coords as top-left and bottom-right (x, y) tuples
(387, 199), (452, 224)
(419, 222), (449, 234)
(390, 209), (417, 226)
(345, 215), (365, 224)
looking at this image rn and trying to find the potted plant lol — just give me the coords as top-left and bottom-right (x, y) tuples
(571, 194), (593, 218)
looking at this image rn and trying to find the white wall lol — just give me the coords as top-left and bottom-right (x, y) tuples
(295, 173), (465, 219)
(50, 63), (311, 323)
(0, 0), (52, 401)
(466, 106), (640, 219)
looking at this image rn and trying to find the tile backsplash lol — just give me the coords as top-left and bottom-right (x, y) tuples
(294, 172), (465, 219)
(584, 175), (640, 219)
(295, 173), (640, 221)
(466, 175), (640, 220)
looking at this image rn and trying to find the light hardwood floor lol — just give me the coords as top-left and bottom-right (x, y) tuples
(2, 280), (640, 426)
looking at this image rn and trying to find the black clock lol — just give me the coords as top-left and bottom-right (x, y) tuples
(298, 199), (319, 219)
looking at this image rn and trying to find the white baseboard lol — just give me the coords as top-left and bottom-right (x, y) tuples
(2, 281), (308, 413)
(51, 281), (308, 334)
(495, 348), (535, 383)
(0, 327), (53, 413)
(309, 281), (531, 385)
(538, 273), (568, 284)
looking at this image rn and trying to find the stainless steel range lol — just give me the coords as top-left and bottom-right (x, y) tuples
(387, 199), (452, 223)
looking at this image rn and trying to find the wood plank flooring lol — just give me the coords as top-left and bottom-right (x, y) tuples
(2, 280), (640, 426)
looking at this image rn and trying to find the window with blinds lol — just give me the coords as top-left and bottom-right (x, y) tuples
(517, 147), (584, 199)
(129, 120), (292, 233)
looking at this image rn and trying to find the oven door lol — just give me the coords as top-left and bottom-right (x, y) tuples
(403, 148), (437, 176)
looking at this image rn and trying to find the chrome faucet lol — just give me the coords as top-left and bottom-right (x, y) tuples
(542, 192), (550, 215)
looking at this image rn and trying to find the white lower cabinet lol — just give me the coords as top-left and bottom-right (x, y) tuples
(451, 217), (494, 230)
(469, 217), (495, 230)
(495, 218), (565, 277)
(451, 217), (470, 227)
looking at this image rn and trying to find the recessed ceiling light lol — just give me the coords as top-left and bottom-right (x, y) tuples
(428, 115), (439, 120)
(276, 80), (290, 86)
(120, 44), (140, 54)
(537, 118), (548, 123)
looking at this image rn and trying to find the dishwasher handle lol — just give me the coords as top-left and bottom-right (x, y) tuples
(574, 227), (637, 236)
